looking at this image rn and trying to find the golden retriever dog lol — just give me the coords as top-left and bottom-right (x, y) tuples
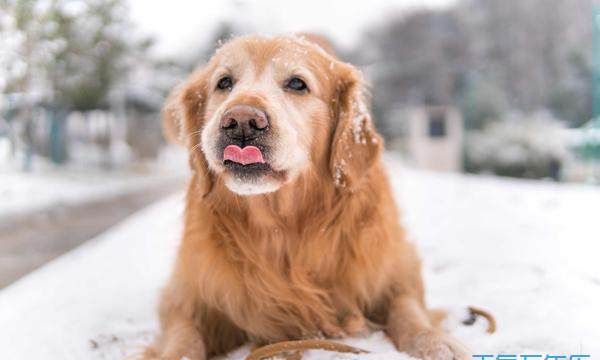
(144, 34), (475, 360)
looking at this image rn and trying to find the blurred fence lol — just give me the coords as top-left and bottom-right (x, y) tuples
(0, 91), (163, 171)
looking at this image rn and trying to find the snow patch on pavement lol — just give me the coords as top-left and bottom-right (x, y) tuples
(0, 146), (188, 220)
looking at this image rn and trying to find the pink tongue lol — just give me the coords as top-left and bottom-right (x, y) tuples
(223, 145), (265, 165)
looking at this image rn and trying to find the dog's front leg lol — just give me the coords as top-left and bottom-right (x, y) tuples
(143, 281), (206, 360)
(387, 296), (470, 360)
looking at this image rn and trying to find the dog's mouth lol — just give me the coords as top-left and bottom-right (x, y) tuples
(223, 145), (265, 166)
(221, 144), (274, 176)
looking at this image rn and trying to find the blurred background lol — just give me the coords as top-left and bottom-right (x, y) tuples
(0, 0), (599, 287)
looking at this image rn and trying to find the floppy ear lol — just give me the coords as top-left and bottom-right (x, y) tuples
(161, 86), (187, 145)
(161, 68), (213, 196)
(330, 65), (383, 191)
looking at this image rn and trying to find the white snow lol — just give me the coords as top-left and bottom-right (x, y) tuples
(0, 146), (187, 220)
(0, 168), (179, 219)
(0, 155), (599, 359)
(466, 112), (570, 171)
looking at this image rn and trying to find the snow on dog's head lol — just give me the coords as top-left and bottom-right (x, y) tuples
(162, 34), (382, 196)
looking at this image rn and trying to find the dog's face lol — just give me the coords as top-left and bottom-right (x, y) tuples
(164, 35), (382, 196)
(199, 36), (332, 195)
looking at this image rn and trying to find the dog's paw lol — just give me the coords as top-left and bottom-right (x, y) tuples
(408, 330), (470, 360)
(125, 347), (158, 360)
(319, 320), (347, 338)
(132, 346), (205, 360)
(341, 313), (370, 337)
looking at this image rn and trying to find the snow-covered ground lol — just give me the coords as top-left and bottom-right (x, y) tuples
(0, 168), (176, 219)
(0, 156), (599, 359)
(0, 146), (187, 221)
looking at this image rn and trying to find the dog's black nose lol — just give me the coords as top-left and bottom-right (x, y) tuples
(220, 105), (269, 140)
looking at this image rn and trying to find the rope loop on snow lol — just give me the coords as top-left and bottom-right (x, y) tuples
(465, 306), (497, 334)
(246, 306), (496, 359)
(245, 339), (369, 360)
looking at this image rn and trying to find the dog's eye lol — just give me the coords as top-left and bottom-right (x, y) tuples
(284, 77), (308, 93)
(216, 76), (234, 91)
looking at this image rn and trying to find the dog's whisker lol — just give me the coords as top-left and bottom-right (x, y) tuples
(185, 129), (203, 138)
(189, 142), (202, 152)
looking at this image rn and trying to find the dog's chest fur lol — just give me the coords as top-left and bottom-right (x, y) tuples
(183, 172), (403, 342)
(193, 215), (395, 341)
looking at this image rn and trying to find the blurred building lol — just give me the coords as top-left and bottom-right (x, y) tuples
(1, 87), (163, 171)
(407, 106), (463, 172)
(67, 88), (163, 168)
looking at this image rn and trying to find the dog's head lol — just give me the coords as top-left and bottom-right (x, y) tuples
(164, 35), (382, 196)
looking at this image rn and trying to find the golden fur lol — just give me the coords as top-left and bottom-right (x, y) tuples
(144, 34), (471, 360)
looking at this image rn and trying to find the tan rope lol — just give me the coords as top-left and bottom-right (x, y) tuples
(247, 306), (495, 359)
(467, 306), (497, 334)
(246, 339), (369, 360)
